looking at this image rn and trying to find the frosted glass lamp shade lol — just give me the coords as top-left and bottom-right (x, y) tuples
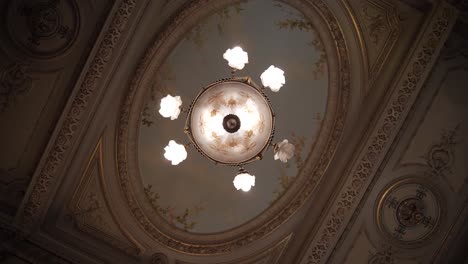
(159, 95), (182, 120)
(274, 139), (294, 163)
(233, 173), (255, 192)
(260, 65), (285, 92)
(164, 140), (187, 165)
(223, 47), (249, 70)
(187, 79), (274, 165)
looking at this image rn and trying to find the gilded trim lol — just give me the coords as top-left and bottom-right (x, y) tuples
(18, 0), (139, 229)
(69, 137), (144, 255)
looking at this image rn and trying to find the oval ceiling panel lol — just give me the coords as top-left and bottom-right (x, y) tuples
(117, 0), (350, 254)
(139, 0), (327, 233)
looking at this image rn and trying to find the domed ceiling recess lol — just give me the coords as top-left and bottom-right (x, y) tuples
(118, 0), (349, 253)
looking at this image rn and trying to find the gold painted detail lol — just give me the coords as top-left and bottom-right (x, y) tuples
(200, 89), (263, 155)
(69, 138), (142, 256)
(302, 4), (455, 264)
(275, 3), (327, 79)
(186, 2), (245, 50)
(176, 234), (292, 264)
(20, 0), (138, 230)
(362, 4), (387, 46)
(290, 133), (306, 169)
(142, 63), (177, 127)
(359, 0), (401, 83)
(272, 169), (296, 204)
(144, 185), (204, 232)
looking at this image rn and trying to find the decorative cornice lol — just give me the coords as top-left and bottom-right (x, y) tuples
(175, 234), (291, 264)
(116, 0), (350, 255)
(299, 2), (457, 264)
(17, 0), (138, 230)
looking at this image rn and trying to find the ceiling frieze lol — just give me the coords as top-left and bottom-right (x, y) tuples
(16, 0), (138, 232)
(297, 2), (457, 263)
(175, 234), (291, 264)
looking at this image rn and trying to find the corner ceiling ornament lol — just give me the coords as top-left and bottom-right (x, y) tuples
(6, 0), (80, 58)
(158, 46), (293, 192)
(376, 179), (441, 245)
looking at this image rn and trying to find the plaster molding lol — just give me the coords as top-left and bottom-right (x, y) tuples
(16, 0), (138, 231)
(116, 0), (351, 254)
(5, 0), (80, 59)
(175, 234), (291, 264)
(298, 2), (457, 264)
(360, 0), (401, 84)
(0, 62), (32, 112)
(68, 137), (143, 256)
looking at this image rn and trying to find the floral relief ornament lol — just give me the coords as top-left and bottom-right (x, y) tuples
(274, 139), (295, 163)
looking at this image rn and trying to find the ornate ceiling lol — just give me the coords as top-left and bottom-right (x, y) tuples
(0, 0), (467, 263)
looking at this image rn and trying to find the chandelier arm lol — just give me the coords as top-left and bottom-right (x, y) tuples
(231, 68), (237, 78)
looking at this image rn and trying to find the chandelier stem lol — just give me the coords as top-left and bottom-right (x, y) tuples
(231, 68), (237, 78)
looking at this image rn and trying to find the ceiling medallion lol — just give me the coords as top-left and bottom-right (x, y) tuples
(6, 0), (80, 58)
(376, 178), (441, 246)
(158, 46), (294, 192)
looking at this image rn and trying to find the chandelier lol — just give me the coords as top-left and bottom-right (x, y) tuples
(158, 46), (295, 192)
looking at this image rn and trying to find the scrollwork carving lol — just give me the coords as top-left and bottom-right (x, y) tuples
(302, 4), (455, 264)
(362, 3), (387, 46)
(0, 63), (32, 112)
(151, 253), (168, 264)
(423, 124), (460, 177)
(359, 0), (401, 83)
(68, 137), (142, 256)
(19, 0), (138, 230)
(6, 0), (80, 58)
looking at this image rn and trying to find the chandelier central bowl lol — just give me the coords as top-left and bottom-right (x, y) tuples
(185, 77), (275, 166)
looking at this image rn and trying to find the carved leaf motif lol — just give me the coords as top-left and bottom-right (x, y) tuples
(0, 63), (32, 112)
(422, 124), (460, 177)
(144, 185), (204, 231)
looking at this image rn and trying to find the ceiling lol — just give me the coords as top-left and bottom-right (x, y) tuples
(0, 0), (467, 263)
(138, 0), (328, 234)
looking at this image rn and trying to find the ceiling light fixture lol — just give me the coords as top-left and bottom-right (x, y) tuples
(159, 46), (294, 192)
